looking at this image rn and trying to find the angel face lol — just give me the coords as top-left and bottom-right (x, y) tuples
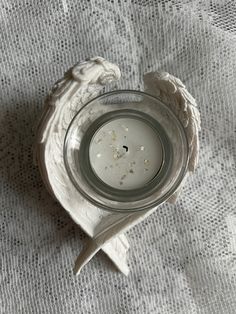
(72, 56), (121, 85)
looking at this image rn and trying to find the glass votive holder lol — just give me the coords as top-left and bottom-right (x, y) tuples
(64, 90), (189, 212)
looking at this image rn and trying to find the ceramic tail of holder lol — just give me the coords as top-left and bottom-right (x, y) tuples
(34, 57), (200, 276)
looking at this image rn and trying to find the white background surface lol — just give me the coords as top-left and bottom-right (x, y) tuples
(0, 1), (235, 313)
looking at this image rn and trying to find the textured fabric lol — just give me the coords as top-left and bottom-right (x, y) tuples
(0, 1), (236, 313)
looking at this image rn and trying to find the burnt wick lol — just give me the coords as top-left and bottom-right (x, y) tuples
(123, 145), (128, 152)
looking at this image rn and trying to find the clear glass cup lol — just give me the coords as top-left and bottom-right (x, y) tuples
(64, 90), (189, 212)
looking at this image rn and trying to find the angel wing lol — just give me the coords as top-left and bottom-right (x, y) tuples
(144, 71), (201, 202)
(34, 57), (131, 275)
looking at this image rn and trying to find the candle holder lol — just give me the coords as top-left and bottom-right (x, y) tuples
(34, 57), (200, 275)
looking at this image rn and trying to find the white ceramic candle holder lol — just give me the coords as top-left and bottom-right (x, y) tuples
(34, 57), (200, 276)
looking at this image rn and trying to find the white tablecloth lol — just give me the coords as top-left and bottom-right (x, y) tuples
(0, 1), (235, 313)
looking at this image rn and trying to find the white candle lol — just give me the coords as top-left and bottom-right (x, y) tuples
(89, 117), (163, 190)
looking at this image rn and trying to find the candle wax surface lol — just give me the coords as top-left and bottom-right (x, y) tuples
(89, 117), (163, 190)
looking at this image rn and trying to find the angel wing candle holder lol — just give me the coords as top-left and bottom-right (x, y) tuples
(34, 57), (200, 276)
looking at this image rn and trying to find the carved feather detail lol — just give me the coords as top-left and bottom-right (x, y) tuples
(34, 57), (131, 275)
(144, 71), (201, 202)
(144, 71), (200, 171)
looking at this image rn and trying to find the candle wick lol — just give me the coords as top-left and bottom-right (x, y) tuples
(122, 145), (128, 152)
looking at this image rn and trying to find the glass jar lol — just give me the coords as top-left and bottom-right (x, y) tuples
(64, 90), (188, 212)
